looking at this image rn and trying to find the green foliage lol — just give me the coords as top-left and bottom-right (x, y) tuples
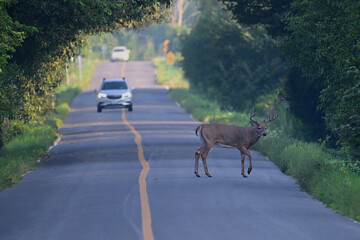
(170, 88), (249, 125)
(195, 0), (219, 12)
(0, 124), (56, 189)
(0, 50), (98, 190)
(283, 67), (328, 141)
(0, 4), (27, 72)
(222, 0), (360, 158)
(181, 7), (287, 112)
(282, 0), (360, 157)
(313, 170), (360, 221)
(144, 40), (157, 60)
(0, 0), (171, 149)
(220, 0), (292, 36)
(284, 142), (333, 191)
(45, 103), (71, 130)
(254, 134), (360, 221)
(154, 57), (249, 125)
(2, 120), (31, 144)
(253, 135), (294, 172)
(153, 57), (189, 89)
(56, 86), (81, 106)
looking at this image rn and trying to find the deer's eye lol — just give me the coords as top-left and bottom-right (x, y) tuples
(258, 127), (261, 130)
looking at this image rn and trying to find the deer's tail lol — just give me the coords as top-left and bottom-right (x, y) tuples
(195, 124), (204, 136)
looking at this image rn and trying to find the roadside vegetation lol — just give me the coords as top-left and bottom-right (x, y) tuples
(0, 1), (172, 190)
(154, 57), (249, 126)
(153, 56), (360, 222)
(0, 52), (100, 190)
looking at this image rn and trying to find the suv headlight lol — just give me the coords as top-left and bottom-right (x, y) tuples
(122, 91), (132, 98)
(97, 92), (107, 98)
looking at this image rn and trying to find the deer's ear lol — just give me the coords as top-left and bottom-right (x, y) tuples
(250, 121), (258, 127)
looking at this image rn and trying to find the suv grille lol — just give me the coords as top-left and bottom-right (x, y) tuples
(107, 95), (122, 99)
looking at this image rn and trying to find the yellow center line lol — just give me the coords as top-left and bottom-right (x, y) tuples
(121, 61), (126, 78)
(122, 109), (154, 240)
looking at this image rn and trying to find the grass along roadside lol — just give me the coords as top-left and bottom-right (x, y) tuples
(0, 53), (100, 190)
(153, 56), (360, 222)
(254, 137), (360, 221)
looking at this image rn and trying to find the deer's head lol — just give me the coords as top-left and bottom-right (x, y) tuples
(249, 108), (278, 137)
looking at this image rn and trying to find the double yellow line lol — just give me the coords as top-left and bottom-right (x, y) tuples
(122, 109), (154, 240)
(121, 61), (126, 78)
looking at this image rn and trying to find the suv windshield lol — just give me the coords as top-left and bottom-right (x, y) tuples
(101, 81), (127, 90)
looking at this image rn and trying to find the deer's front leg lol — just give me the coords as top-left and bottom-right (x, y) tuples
(240, 153), (247, 178)
(240, 147), (252, 175)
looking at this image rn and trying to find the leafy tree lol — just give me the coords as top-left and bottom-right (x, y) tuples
(0, 3), (27, 73)
(195, 0), (219, 12)
(0, 0), (171, 148)
(222, 0), (360, 158)
(220, 0), (292, 36)
(144, 39), (157, 60)
(182, 6), (287, 111)
(282, 0), (360, 156)
(126, 35), (140, 60)
(283, 67), (327, 140)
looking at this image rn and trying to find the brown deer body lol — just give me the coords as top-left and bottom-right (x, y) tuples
(194, 108), (277, 178)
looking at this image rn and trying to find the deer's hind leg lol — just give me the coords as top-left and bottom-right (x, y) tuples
(195, 143), (215, 178)
(194, 146), (203, 177)
(201, 143), (215, 177)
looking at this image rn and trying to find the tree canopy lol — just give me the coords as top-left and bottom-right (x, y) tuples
(221, 0), (360, 157)
(282, 0), (360, 156)
(0, 0), (172, 148)
(221, 0), (292, 36)
(182, 5), (287, 112)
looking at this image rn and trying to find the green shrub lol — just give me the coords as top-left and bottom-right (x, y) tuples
(313, 169), (360, 221)
(2, 120), (31, 144)
(181, 8), (287, 112)
(283, 142), (332, 191)
(0, 126), (56, 189)
(153, 57), (189, 89)
(56, 86), (81, 105)
(56, 103), (70, 120)
(0, 53), (99, 191)
(253, 135), (293, 172)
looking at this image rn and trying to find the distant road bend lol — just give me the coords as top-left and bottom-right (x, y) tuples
(0, 61), (359, 240)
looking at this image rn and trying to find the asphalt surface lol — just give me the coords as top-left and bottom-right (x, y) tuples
(1, 61), (360, 240)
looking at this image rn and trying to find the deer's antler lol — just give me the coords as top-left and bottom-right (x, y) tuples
(250, 107), (259, 125)
(263, 109), (278, 124)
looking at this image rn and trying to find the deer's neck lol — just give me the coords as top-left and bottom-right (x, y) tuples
(249, 129), (261, 146)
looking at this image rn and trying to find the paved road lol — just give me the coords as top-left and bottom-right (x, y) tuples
(1, 61), (360, 240)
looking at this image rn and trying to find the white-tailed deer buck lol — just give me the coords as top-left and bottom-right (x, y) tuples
(195, 108), (278, 178)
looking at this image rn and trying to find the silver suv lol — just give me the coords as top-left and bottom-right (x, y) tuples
(96, 78), (133, 112)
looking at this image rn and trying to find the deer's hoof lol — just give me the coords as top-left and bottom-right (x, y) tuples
(194, 172), (200, 178)
(206, 173), (212, 178)
(242, 174), (248, 178)
(248, 169), (252, 174)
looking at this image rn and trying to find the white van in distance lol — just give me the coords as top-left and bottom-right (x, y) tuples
(111, 46), (130, 62)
